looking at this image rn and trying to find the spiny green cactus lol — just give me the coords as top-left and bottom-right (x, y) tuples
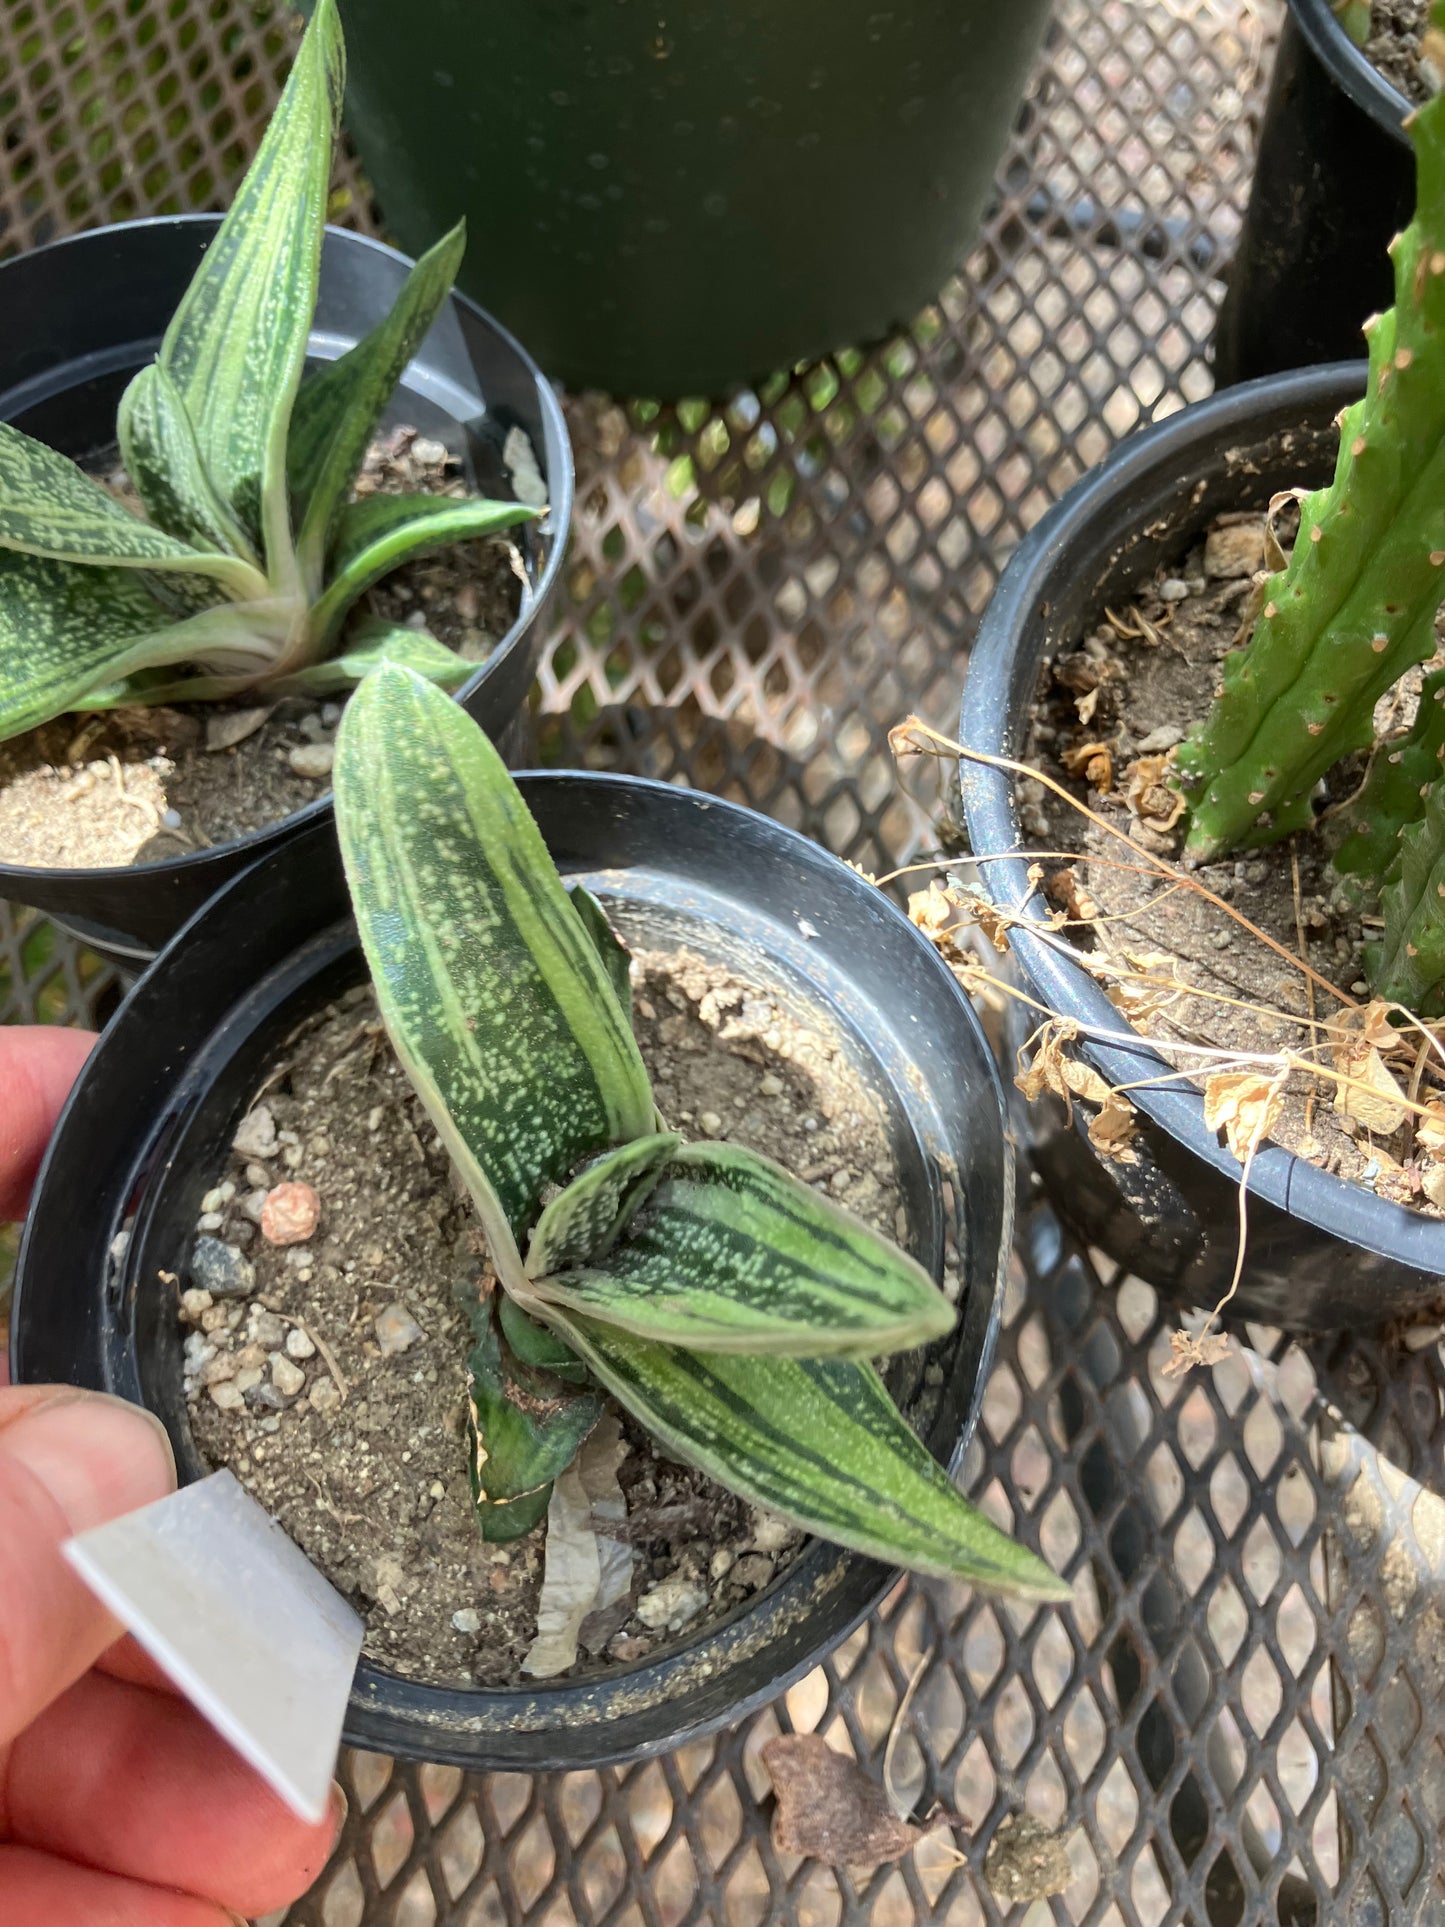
(1331, 665), (1445, 896)
(1176, 78), (1445, 862)
(1374, 781), (1445, 1011)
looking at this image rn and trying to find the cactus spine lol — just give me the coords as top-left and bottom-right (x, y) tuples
(1177, 84), (1445, 863)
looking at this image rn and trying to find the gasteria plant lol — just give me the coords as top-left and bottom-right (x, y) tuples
(1174, 12), (1445, 1011)
(0, 0), (537, 743)
(332, 662), (1067, 1601)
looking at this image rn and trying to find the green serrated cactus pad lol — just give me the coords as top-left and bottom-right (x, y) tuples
(1178, 86), (1445, 861)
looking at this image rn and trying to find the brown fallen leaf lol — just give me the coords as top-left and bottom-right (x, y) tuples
(1325, 1002), (1407, 1135)
(1016, 1019), (1116, 1118)
(1122, 752), (1186, 831)
(1060, 738), (1114, 791)
(1419, 1102), (1445, 1157)
(1202, 1070), (1284, 1163)
(1087, 1090), (1138, 1164)
(763, 1734), (947, 1870)
(1161, 1327), (1233, 1378)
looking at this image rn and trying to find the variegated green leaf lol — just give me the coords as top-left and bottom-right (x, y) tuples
(530, 1143), (955, 1358)
(157, 0), (343, 571)
(525, 1134), (683, 1279)
(541, 1312), (1070, 1598)
(567, 884), (633, 1020)
(288, 222), (468, 587)
(117, 362), (263, 570)
(0, 421), (260, 596)
(270, 619), (473, 697)
(310, 493), (540, 648)
(334, 664), (657, 1288)
(466, 1293), (602, 1542)
(498, 1293), (590, 1386)
(0, 552), (285, 741)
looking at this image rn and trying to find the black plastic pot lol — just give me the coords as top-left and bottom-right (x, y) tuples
(1213, 0), (1412, 387)
(13, 776), (1013, 1770)
(331, 0), (1055, 398)
(0, 217), (573, 964)
(960, 360), (1445, 1333)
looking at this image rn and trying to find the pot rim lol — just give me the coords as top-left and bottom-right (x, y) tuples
(14, 770), (1014, 1769)
(1290, 0), (1410, 140)
(960, 358), (1445, 1278)
(0, 214), (574, 897)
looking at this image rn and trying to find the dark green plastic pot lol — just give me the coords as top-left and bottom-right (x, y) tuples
(334, 0), (1054, 398)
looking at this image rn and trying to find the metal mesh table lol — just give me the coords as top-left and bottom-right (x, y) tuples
(9, 2), (1445, 1921)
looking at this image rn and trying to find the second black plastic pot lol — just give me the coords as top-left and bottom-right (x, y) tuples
(1213, 0), (1412, 387)
(960, 361), (1445, 1333)
(14, 776), (1014, 1770)
(331, 0), (1055, 398)
(0, 217), (573, 964)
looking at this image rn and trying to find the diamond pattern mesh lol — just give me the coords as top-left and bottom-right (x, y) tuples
(11, 0), (1445, 1921)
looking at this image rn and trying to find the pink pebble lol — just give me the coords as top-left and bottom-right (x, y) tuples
(260, 1181), (320, 1246)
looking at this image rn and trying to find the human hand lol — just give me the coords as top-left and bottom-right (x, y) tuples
(0, 1025), (343, 1925)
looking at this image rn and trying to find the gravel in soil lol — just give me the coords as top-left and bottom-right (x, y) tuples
(1021, 503), (1445, 1213)
(0, 429), (526, 870)
(184, 945), (907, 1687)
(1364, 0), (1435, 105)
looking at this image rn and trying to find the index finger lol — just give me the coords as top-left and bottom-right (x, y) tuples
(0, 1026), (96, 1220)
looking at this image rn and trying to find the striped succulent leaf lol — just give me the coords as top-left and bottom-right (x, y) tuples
(498, 1293), (590, 1386)
(288, 222), (469, 588)
(530, 1142), (956, 1358)
(117, 363), (263, 570)
(525, 1134), (684, 1278)
(466, 1293), (603, 1542)
(156, 0), (343, 572)
(310, 493), (540, 648)
(0, 421), (260, 596)
(566, 884), (634, 1019)
(334, 664), (657, 1288)
(0, 551), (285, 742)
(270, 619), (473, 697)
(540, 1310), (1070, 1598)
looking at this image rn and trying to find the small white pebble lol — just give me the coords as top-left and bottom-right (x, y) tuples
(759, 1073), (784, 1097)
(180, 1288), (213, 1323)
(271, 1354), (306, 1397)
(197, 1211), (224, 1233)
(234, 1366), (264, 1394)
(208, 1381), (245, 1412)
(161, 808), (183, 830)
(451, 1608), (482, 1634)
(287, 742), (334, 780)
(285, 1328), (316, 1360)
(698, 1110), (724, 1137)
(376, 1302), (424, 1356)
(1159, 577), (1190, 601)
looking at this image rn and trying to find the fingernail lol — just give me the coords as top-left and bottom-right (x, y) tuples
(330, 1781), (349, 1848)
(1, 1390), (175, 1534)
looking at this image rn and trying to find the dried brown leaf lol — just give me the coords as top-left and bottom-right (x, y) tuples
(1161, 1328), (1233, 1379)
(1202, 1071), (1284, 1163)
(1087, 1090), (1138, 1164)
(1075, 686), (1100, 726)
(763, 1735), (942, 1869)
(1017, 1019), (1116, 1120)
(1326, 1005), (1407, 1135)
(1060, 739), (1114, 791)
(1122, 753), (1186, 831)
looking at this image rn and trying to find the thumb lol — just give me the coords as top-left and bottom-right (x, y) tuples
(0, 1387), (175, 1746)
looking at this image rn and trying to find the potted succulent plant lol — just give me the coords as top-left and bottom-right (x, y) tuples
(0, 0), (570, 962)
(1214, 0), (1425, 384)
(955, 21), (1445, 1334)
(14, 666), (1064, 1769)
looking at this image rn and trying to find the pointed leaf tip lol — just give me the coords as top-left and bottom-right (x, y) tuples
(335, 666), (655, 1270)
